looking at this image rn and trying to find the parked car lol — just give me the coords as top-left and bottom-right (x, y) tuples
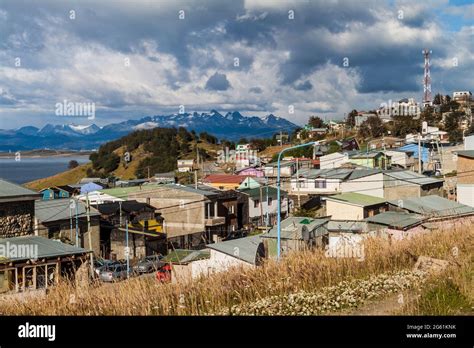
(99, 263), (131, 282)
(134, 254), (164, 274)
(93, 259), (118, 276)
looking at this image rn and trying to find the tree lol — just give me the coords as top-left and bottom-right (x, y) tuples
(444, 111), (463, 143)
(68, 160), (79, 169)
(346, 109), (358, 127)
(391, 116), (419, 137)
(358, 115), (384, 138)
(308, 116), (325, 128)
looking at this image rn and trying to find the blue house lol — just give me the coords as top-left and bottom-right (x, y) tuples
(398, 144), (429, 167)
(40, 187), (70, 200)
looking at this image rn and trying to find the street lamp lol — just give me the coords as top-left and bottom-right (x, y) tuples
(276, 141), (316, 260)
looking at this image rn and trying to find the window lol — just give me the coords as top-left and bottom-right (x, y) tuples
(268, 198), (273, 206)
(229, 205), (235, 214)
(254, 200), (260, 208)
(315, 179), (326, 188)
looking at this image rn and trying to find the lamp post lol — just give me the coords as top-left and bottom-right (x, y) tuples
(276, 141), (316, 260)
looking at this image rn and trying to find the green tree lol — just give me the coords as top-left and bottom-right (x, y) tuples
(358, 115), (384, 138)
(346, 109), (358, 127)
(308, 116), (325, 128)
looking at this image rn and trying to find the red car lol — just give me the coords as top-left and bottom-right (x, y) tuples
(156, 264), (172, 282)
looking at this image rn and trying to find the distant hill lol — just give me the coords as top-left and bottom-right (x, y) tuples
(0, 111), (298, 150)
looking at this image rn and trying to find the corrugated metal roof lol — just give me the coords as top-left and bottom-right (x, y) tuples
(384, 170), (443, 185)
(327, 220), (368, 232)
(388, 195), (474, 217)
(0, 178), (40, 199)
(325, 193), (387, 207)
(35, 199), (100, 223)
(0, 235), (88, 262)
(263, 217), (329, 239)
(162, 249), (210, 264)
(364, 211), (424, 229)
(456, 150), (474, 159)
(207, 235), (262, 265)
(238, 186), (282, 199)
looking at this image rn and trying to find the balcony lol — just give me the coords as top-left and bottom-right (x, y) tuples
(205, 216), (226, 226)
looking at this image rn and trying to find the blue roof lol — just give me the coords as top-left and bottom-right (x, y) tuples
(80, 182), (104, 194)
(398, 144), (429, 162)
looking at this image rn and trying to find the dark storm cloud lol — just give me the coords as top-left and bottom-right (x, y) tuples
(249, 86), (263, 94)
(205, 72), (231, 91)
(294, 80), (313, 91)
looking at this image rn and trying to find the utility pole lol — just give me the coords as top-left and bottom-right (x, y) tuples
(86, 193), (94, 275)
(119, 201), (123, 227)
(296, 157), (301, 208)
(265, 176), (269, 228)
(280, 131), (283, 148)
(75, 199), (79, 247)
(418, 133), (422, 174)
(259, 184), (264, 226)
(125, 219), (130, 278)
(194, 170), (198, 189)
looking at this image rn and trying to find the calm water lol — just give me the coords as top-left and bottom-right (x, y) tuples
(0, 156), (90, 184)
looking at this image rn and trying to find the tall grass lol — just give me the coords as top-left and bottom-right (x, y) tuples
(0, 225), (471, 315)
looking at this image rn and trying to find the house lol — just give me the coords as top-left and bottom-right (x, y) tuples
(162, 249), (211, 284)
(57, 185), (80, 196)
(80, 182), (105, 194)
(325, 220), (369, 256)
(205, 235), (265, 272)
(154, 171), (176, 184)
(79, 177), (108, 186)
(0, 179), (41, 238)
(115, 178), (150, 187)
(364, 211), (425, 241)
(383, 170), (444, 200)
(177, 159), (195, 173)
(0, 235), (89, 293)
(398, 143), (430, 172)
(453, 91), (472, 105)
(456, 150), (474, 207)
(264, 161), (296, 178)
(235, 144), (259, 168)
(203, 174), (249, 190)
(77, 190), (124, 205)
(319, 152), (349, 169)
(238, 186), (289, 227)
(388, 195), (474, 219)
(383, 150), (415, 169)
(261, 217), (329, 257)
(325, 193), (388, 220)
(97, 200), (165, 260)
(40, 186), (70, 200)
(291, 168), (384, 197)
(235, 166), (265, 178)
(34, 199), (101, 255)
(105, 184), (248, 249)
(464, 133), (474, 150)
(349, 151), (391, 169)
(354, 112), (377, 127)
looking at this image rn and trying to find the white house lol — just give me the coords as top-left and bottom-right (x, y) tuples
(177, 159), (195, 173)
(325, 193), (388, 221)
(239, 186), (289, 226)
(464, 133), (474, 150)
(290, 168), (383, 197)
(319, 152), (349, 169)
(384, 150), (415, 169)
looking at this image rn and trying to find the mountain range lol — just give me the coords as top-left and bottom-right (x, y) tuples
(0, 111), (298, 151)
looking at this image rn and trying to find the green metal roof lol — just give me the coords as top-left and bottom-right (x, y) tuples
(162, 249), (210, 264)
(35, 199), (100, 223)
(238, 186), (283, 199)
(456, 150), (474, 159)
(327, 220), (368, 232)
(0, 235), (88, 263)
(325, 193), (387, 207)
(263, 217), (329, 240)
(0, 178), (40, 199)
(206, 235), (263, 265)
(388, 195), (474, 217)
(364, 211), (424, 229)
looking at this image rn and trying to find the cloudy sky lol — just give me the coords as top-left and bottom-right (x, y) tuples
(0, 0), (472, 129)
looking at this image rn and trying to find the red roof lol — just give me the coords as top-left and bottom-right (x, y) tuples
(203, 174), (248, 184)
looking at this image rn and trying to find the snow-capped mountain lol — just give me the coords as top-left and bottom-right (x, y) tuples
(0, 111), (298, 150)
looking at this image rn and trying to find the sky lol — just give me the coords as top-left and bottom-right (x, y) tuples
(0, 0), (472, 129)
